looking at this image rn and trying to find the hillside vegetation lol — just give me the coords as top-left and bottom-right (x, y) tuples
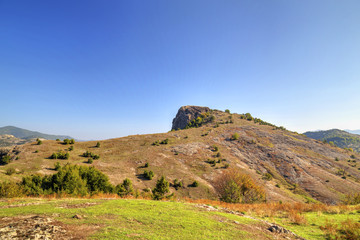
(1, 107), (360, 204)
(304, 129), (360, 152)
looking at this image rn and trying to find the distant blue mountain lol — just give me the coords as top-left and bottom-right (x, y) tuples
(344, 129), (360, 135)
(0, 126), (73, 140)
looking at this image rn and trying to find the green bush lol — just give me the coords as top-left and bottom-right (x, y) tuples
(54, 162), (61, 171)
(144, 162), (149, 168)
(0, 154), (11, 165)
(0, 182), (23, 198)
(63, 139), (75, 145)
(230, 133), (239, 140)
(191, 181), (199, 187)
(225, 109), (230, 114)
(5, 167), (16, 175)
(37, 139), (42, 145)
(143, 170), (154, 180)
(56, 139), (60, 141)
(82, 151), (99, 160)
(152, 176), (170, 200)
(0, 149), (11, 164)
(68, 146), (74, 151)
(96, 142), (101, 148)
(50, 151), (69, 160)
(160, 139), (169, 144)
(115, 178), (133, 197)
(21, 164), (114, 196)
(152, 140), (160, 146)
(172, 179), (183, 190)
(87, 158), (93, 164)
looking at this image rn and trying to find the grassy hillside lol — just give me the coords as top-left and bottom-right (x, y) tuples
(1, 109), (360, 204)
(0, 126), (73, 141)
(304, 129), (360, 152)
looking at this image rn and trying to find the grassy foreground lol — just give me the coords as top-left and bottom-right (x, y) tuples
(1, 198), (359, 239)
(0, 198), (272, 240)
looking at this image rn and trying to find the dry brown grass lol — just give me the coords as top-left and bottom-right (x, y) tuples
(182, 198), (360, 217)
(320, 219), (360, 240)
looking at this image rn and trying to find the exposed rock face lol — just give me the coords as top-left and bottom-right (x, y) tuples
(172, 106), (210, 130)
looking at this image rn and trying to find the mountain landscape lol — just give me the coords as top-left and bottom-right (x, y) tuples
(1, 106), (359, 204)
(304, 129), (360, 153)
(0, 126), (74, 147)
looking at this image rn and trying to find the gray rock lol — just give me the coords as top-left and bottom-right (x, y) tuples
(172, 106), (210, 130)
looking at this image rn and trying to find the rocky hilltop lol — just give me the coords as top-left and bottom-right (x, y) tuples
(2, 106), (360, 204)
(172, 106), (210, 130)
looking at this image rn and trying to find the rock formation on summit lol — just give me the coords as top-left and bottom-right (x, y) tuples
(171, 106), (210, 130)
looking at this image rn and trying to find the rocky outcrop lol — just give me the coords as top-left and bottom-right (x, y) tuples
(172, 106), (210, 130)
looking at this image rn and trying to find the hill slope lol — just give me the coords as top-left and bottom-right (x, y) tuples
(0, 126), (73, 141)
(1, 107), (360, 204)
(304, 129), (360, 152)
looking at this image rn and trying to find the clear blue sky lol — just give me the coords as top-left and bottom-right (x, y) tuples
(1, 0), (360, 140)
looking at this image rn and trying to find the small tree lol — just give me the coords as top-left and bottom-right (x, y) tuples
(116, 178), (133, 197)
(152, 176), (170, 200)
(225, 109), (230, 114)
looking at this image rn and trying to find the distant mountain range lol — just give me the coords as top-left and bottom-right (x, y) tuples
(344, 129), (360, 135)
(304, 129), (360, 152)
(0, 126), (74, 147)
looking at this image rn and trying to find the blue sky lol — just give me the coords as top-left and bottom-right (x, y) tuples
(1, 0), (360, 140)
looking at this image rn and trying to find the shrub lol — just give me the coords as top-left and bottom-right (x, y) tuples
(82, 151), (99, 160)
(342, 193), (360, 205)
(144, 162), (149, 168)
(160, 139), (169, 144)
(335, 157), (339, 161)
(216, 152), (221, 158)
(0, 153), (11, 165)
(54, 162), (61, 171)
(225, 109), (230, 114)
(115, 178), (133, 197)
(191, 181), (199, 187)
(288, 210), (307, 225)
(152, 176), (170, 200)
(223, 163), (230, 169)
(68, 146), (74, 151)
(0, 182), (23, 198)
(245, 113), (253, 121)
(96, 142), (101, 148)
(350, 154), (356, 159)
(320, 219), (360, 240)
(63, 139), (75, 145)
(172, 179), (183, 190)
(211, 145), (219, 152)
(230, 133), (239, 140)
(56, 139), (60, 141)
(37, 139), (42, 145)
(143, 170), (154, 180)
(87, 158), (93, 164)
(50, 151), (69, 160)
(35, 150), (39, 153)
(5, 167), (16, 175)
(21, 164), (114, 196)
(152, 140), (160, 146)
(213, 169), (266, 203)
